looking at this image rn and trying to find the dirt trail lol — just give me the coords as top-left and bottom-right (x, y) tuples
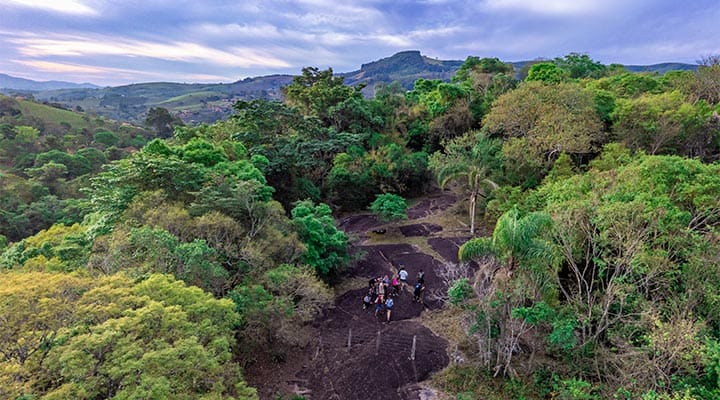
(246, 191), (473, 400)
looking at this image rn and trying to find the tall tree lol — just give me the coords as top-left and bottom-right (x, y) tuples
(144, 107), (184, 138)
(430, 131), (502, 235)
(483, 81), (606, 186)
(459, 206), (556, 272)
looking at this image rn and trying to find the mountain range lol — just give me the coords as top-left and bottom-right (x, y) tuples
(0, 73), (98, 91)
(0, 51), (698, 124)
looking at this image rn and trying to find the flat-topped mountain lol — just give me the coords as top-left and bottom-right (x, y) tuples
(341, 50), (463, 94)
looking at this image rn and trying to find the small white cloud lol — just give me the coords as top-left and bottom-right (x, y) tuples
(6, 0), (98, 16)
(192, 23), (283, 39)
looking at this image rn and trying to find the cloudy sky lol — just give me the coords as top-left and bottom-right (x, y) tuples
(0, 0), (718, 86)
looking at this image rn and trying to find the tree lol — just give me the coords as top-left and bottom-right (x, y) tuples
(553, 52), (607, 79)
(458, 206), (557, 377)
(459, 206), (556, 272)
(483, 81), (606, 186)
(291, 200), (350, 278)
(145, 107), (183, 138)
(453, 56), (514, 83)
(0, 272), (93, 398)
(525, 62), (568, 83)
(430, 131), (501, 235)
(47, 274), (256, 399)
(535, 154), (720, 393)
(0, 272), (258, 399)
(612, 90), (719, 158)
(282, 67), (363, 127)
(369, 193), (408, 223)
(692, 54), (720, 104)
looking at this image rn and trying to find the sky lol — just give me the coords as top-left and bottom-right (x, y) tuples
(0, 0), (718, 86)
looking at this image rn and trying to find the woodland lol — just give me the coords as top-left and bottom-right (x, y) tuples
(1, 53), (720, 399)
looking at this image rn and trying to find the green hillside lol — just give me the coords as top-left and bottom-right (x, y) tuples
(0, 94), (153, 242)
(4, 52), (698, 126)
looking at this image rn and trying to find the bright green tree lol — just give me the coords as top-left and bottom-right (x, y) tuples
(459, 206), (556, 272)
(526, 62), (568, 83)
(369, 193), (408, 223)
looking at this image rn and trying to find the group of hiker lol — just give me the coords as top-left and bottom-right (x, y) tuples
(362, 266), (426, 322)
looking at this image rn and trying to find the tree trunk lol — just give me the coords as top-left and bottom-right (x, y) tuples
(469, 192), (477, 235)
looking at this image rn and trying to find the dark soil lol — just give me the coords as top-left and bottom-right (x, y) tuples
(399, 223), (443, 237)
(338, 213), (383, 234)
(245, 190), (478, 400)
(406, 191), (457, 219)
(427, 237), (477, 265)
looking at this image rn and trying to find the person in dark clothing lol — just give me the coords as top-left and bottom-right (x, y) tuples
(385, 297), (394, 322)
(413, 281), (425, 303)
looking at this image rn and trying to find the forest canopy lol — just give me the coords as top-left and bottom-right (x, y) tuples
(2, 53), (720, 399)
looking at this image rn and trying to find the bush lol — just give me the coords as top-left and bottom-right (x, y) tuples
(369, 193), (407, 222)
(448, 278), (473, 305)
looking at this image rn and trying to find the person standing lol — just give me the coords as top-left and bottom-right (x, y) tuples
(363, 290), (372, 310)
(398, 266), (408, 290)
(413, 281), (425, 303)
(375, 294), (385, 317)
(385, 296), (394, 322)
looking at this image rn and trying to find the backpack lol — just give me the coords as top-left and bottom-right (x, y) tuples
(385, 298), (394, 308)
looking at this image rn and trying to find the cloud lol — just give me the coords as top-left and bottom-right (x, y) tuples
(480, 0), (611, 16)
(5, 0), (98, 16)
(192, 23), (284, 39)
(12, 59), (236, 85)
(0, 0), (718, 85)
(13, 59), (138, 75)
(10, 34), (291, 68)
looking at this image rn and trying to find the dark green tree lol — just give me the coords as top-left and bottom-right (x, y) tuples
(291, 200), (349, 279)
(144, 107), (184, 138)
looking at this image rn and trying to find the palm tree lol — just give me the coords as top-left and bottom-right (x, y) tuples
(430, 131), (501, 235)
(459, 206), (558, 377)
(459, 205), (556, 271)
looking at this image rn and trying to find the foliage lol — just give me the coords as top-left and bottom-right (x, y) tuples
(430, 131), (502, 234)
(448, 278), (473, 305)
(483, 81), (606, 187)
(0, 272), (257, 399)
(526, 62), (568, 83)
(291, 200), (349, 278)
(369, 193), (408, 223)
(553, 53), (607, 79)
(144, 106), (184, 138)
(533, 154), (720, 394)
(612, 91), (719, 159)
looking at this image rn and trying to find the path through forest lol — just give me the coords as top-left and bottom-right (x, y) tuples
(246, 190), (478, 400)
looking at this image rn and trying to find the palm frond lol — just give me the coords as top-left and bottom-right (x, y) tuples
(459, 237), (495, 262)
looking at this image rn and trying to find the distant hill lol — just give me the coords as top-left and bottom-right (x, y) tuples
(0, 51), (700, 125)
(340, 50), (464, 95)
(624, 63), (698, 74)
(5, 75), (294, 125)
(0, 73), (98, 91)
